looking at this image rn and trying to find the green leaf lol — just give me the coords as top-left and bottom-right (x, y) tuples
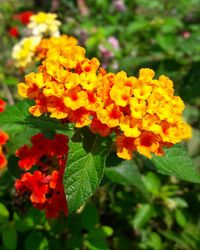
(142, 172), (160, 195)
(160, 230), (187, 247)
(64, 129), (110, 213)
(0, 100), (68, 131)
(23, 115), (69, 131)
(105, 161), (149, 199)
(150, 144), (200, 183)
(175, 209), (187, 228)
(147, 232), (162, 250)
(0, 203), (9, 223)
(2, 227), (18, 250)
(156, 34), (176, 53)
(132, 204), (154, 230)
(86, 228), (110, 250)
(14, 212), (34, 232)
(0, 100), (31, 124)
(102, 226), (113, 237)
(25, 231), (48, 250)
(7, 127), (39, 154)
(81, 203), (99, 231)
(4, 76), (18, 86)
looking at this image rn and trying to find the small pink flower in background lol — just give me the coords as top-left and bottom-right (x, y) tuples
(182, 31), (191, 39)
(99, 36), (120, 59)
(99, 44), (114, 59)
(113, 0), (126, 12)
(99, 36), (120, 68)
(108, 36), (120, 50)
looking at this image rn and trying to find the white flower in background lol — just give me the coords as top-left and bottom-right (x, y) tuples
(12, 36), (41, 68)
(28, 12), (61, 37)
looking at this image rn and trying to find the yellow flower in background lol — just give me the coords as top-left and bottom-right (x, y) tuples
(12, 36), (41, 68)
(28, 12), (61, 37)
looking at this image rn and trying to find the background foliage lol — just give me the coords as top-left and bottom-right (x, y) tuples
(0, 0), (200, 249)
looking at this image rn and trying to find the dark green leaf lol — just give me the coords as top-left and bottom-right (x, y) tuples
(25, 231), (48, 250)
(180, 62), (200, 104)
(81, 203), (99, 231)
(105, 160), (149, 199)
(0, 100), (68, 131)
(0, 100), (31, 124)
(7, 127), (39, 154)
(2, 227), (17, 250)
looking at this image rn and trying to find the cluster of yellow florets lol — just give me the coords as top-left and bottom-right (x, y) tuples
(18, 44), (191, 160)
(12, 12), (70, 69)
(12, 36), (41, 68)
(27, 12), (61, 37)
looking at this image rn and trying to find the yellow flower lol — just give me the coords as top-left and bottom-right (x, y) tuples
(142, 114), (161, 134)
(80, 72), (99, 91)
(64, 87), (87, 110)
(139, 68), (155, 82)
(12, 36), (41, 68)
(18, 83), (28, 98)
(133, 81), (152, 100)
(119, 116), (141, 138)
(129, 97), (146, 119)
(43, 81), (65, 98)
(80, 58), (100, 73)
(110, 85), (132, 107)
(96, 103), (122, 128)
(57, 46), (86, 69)
(28, 12), (61, 36)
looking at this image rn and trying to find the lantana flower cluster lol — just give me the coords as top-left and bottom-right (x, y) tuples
(15, 133), (68, 218)
(12, 12), (67, 69)
(0, 99), (9, 170)
(18, 44), (191, 160)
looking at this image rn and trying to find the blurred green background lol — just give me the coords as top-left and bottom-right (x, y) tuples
(0, 0), (200, 249)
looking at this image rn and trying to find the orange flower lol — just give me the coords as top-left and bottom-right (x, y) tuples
(134, 131), (162, 158)
(116, 135), (136, 160)
(0, 153), (7, 170)
(0, 131), (9, 145)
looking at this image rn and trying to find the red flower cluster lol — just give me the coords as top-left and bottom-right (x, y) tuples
(15, 133), (68, 218)
(0, 99), (6, 113)
(0, 99), (9, 170)
(8, 27), (19, 37)
(8, 11), (33, 38)
(13, 11), (33, 25)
